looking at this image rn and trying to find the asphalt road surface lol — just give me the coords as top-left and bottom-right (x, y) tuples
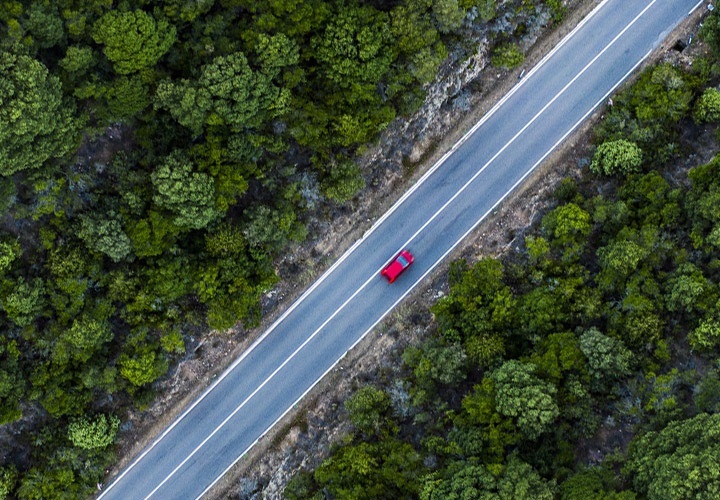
(99, 0), (704, 498)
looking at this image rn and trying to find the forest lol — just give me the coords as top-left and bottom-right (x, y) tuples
(0, 0), (571, 497)
(283, 12), (720, 500)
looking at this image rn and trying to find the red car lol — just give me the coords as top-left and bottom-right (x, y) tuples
(381, 250), (414, 283)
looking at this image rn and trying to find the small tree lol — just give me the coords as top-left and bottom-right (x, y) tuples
(491, 43), (524, 69)
(67, 414), (120, 450)
(695, 88), (720, 124)
(345, 386), (393, 435)
(590, 139), (643, 176)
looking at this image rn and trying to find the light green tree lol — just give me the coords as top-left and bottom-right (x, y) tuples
(312, 5), (393, 90)
(0, 466), (17, 500)
(541, 202), (592, 258)
(67, 413), (119, 450)
(688, 317), (720, 352)
(590, 140), (643, 176)
(694, 87), (720, 124)
(53, 315), (113, 365)
(491, 43), (524, 69)
(92, 9), (176, 74)
(0, 51), (81, 176)
(119, 348), (168, 387)
(2, 277), (45, 327)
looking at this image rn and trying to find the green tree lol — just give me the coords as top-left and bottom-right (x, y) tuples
(700, 10), (720, 57)
(491, 43), (524, 69)
(119, 347), (168, 387)
(313, 438), (423, 498)
(541, 202), (592, 258)
(321, 158), (366, 203)
(625, 413), (720, 499)
(432, 0), (465, 34)
(403, 339), (468, 393)
(529, 332), (587, 384)
(312, 5), (393, 90)
(0, 466), (17, 500)
(345, 386), (394, 436)
(59, 45), (95, 75)
(0, 51), (81, 176)
(579, 328), (633, 391)
(67, 413), (119, 449)
(16, 466), (81, 500)
(152, 152), (221, 230)
(694, 87), (720, 124)
(0, 337), (23, 424)
(590, 140), (643, 176)
(2, 277), (45, 327)
(390, 4), (446, 84)
(421, 456), (556, 499)
(92, 9), (176, 74)
(561, 467), (636, 500)
(694, 366), (720, 413)
(155, 51), (286, 136)
(78, 211), (132, 262)
(664, 263), (711, 315)
(24, 2), (65, 50)
(598, 64), (692, 162)
(491, 360), (559, 439)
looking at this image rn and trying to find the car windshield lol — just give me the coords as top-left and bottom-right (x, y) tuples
(397, 255), (409, 267)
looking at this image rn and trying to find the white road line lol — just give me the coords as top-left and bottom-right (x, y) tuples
(197, 3), (662, 499)
(690, 0), (704, 16)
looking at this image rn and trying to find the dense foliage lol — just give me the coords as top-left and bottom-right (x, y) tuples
(285, 19), (720, 500)
(0, 0), (567, 496)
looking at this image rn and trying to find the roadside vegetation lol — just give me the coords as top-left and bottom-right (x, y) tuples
(0, 0), (572, 497)
(284, 10), (720, 500)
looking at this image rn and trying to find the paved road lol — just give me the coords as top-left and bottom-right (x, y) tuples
(99, 0), (704, 498)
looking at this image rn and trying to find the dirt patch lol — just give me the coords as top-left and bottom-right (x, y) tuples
(105, 1), (712, 498)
